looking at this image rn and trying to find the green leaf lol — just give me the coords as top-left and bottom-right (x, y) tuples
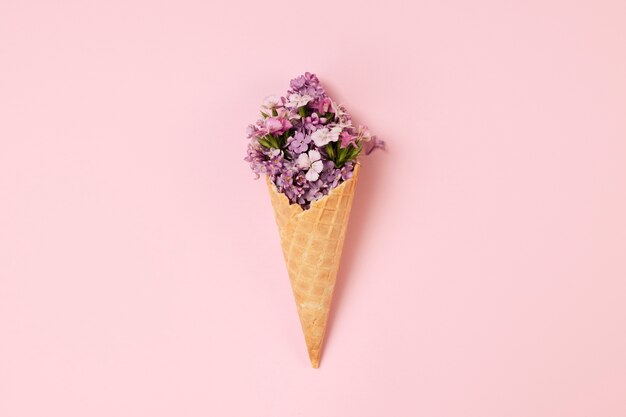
(337, 146), (349, 166)
(260, 112), (269, 118)
(258, 138), (271, 148)
(332, 142), (362, 168)
(348, 144), (360, 160)
(298, 107), (306, 117)
(272, 108), (278, 117)
(326, 143), (336, 160)
(268, 135), (279, 148)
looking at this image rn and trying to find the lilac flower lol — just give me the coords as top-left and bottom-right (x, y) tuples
(304, 113), (326, 131)
(246, 118), (268, 138)
(290, 72), (318, 92)
(287, 131), (310, 154)
(290, 75), (306, 90)
(266, 154), (285, 176)
(245, 72), (384, 209)
(295, 172), (307, 187)
(319, 161), (341, 189)
(244, 142), (267, 178)
(339, 162), (355, 180)
(296, 150), (324, 181)
(289, 72), (325, 100)
(275, 164), (300, 195)
(304, 180), (324, 202)
(246, 124), (257, 138)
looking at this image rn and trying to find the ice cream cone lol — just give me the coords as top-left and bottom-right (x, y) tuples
(266, 164), (360, 368)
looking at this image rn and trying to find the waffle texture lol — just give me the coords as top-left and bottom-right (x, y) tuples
(266, 164), (360, 368)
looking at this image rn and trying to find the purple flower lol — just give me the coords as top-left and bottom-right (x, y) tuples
(340, 162), (355, 180)
(295, 172), (307, 187)
(290, 75), (306, 90)
(245, 72), (384, 209)
(244, 142), (267, 178)
(289, 72), (325, 101)
(319, 161), (341, 189)
(304, 181), (324, 202)
(247, 119), (268, 138)
(267, 155), (285, 176)
(287, 131), (310, 154)
(246, 124), (257, 138)
(304, 113), (326, 131)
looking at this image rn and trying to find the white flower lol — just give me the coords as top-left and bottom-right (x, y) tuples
(269, 148), (282, 157)
(261, 95), (281, 115)
(331, 101), (351, 125)
(311, 126), (342, 147)
(331, 101), (343, 116)
(357, 125), (372, 142)
(263, 95), (281, 109)
(285, 93), (313, 109)
(296, 150), (324, 181)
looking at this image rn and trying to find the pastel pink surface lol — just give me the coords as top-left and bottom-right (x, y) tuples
(1, 0), (626, 416)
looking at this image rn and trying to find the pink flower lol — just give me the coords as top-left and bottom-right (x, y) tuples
(265, 117), (292, 135)
(280, 118), (293, 132)
(315, 98), (333, 114)
(339, 131), (357, 148)
(265, 118), (282, 132)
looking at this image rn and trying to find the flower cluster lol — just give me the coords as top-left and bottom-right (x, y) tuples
(245, 72), (384, 209)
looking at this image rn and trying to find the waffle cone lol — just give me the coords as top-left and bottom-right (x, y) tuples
(266, 164), (360, 368)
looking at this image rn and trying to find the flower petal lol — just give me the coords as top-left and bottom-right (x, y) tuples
(265, 117), (283, 133)
(308, 149), (321, 162)
(311, 128), (328, 147)
(328, 126), (343, 142)
(305, 168), (320, 182)
(296, 153), (310, 169)
(311, 160), (324, 173)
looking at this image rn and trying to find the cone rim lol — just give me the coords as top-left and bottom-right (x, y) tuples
(266, 163), (360, 217)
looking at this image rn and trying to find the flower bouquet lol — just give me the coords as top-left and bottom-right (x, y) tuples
(245, 73), (383, 367)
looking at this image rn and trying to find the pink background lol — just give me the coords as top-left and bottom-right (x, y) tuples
(1, 0), (626, 416)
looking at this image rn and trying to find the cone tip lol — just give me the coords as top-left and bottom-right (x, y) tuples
(309, 351), (321, 368)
